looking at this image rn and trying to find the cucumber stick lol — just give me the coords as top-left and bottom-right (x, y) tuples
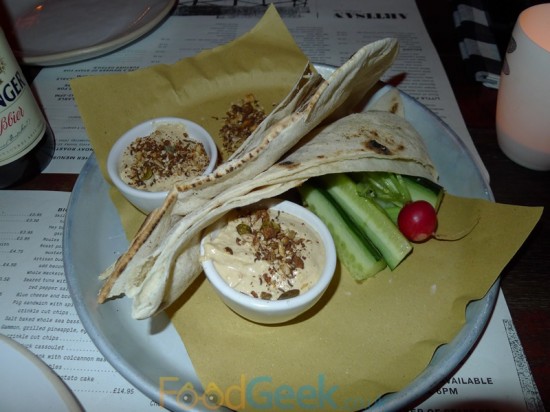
(402, 175), (444, 210)
(321, 173), (412, 270)
(298, 184), (387, 281)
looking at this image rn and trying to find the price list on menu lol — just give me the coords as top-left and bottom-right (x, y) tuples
(0, 191), (158, 411)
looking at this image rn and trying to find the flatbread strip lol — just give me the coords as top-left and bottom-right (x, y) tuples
(98, 39), (404, 319)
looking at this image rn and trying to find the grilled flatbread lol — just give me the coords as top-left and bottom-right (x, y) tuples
(98, 38), (437, 319)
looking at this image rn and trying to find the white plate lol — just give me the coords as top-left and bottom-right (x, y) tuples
(2, 0), (176, 66)
(64, 69), (496, 411)
(0, 334), (83, 411)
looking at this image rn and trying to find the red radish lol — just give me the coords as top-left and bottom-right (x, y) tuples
(397, 200), (438, 242)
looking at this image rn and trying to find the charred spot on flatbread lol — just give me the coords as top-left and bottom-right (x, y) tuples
(365, 139), (392, 155)
(278, 160), (300, 169)
(390, 102), (400, 114)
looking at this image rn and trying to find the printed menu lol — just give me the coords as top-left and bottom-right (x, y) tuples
(0, 192), (155, 410)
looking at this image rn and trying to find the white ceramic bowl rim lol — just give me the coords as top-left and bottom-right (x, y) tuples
(107, 117), (218, 199)
(201, 199), (337, 314)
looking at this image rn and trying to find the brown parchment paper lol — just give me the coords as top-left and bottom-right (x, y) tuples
(70, 6), (544, 411)
(70, 6), (309, 237)
(167, 195), (542, 411)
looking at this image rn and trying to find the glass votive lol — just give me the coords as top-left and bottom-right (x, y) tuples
(496, 3), (550, 171)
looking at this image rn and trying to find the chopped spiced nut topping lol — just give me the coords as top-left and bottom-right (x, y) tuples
(201, 204), (325, 302)
(219, 94), (266, 156)
(278, 289), (300, 300)
(119, 124), (209, 192)
(228, 208), (309, 300)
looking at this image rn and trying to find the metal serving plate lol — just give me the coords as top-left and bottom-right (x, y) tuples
(64, 66), (496, 411)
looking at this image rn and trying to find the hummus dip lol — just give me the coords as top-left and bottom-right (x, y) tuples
(119, 123), (210, 192)
(202, 207), (325, 300)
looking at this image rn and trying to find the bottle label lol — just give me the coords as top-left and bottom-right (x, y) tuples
(0, 31), (47, 166)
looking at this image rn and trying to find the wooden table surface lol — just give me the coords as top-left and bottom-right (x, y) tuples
(12, 1), (549, 409)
